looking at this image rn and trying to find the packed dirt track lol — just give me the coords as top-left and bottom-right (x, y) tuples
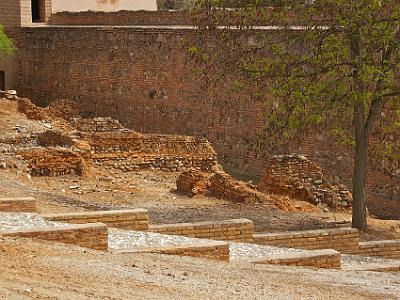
(1, 237), (399, 300)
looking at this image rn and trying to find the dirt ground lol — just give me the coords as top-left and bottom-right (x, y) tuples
(0, 166), (399, 241)
(1, 237), (400, 300)
(1, 97), (400, 299)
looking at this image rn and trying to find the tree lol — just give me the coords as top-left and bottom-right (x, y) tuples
(191, 0), (400, 231)
(0, 24), (13, 61)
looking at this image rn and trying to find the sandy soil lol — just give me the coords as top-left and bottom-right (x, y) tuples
(1, 237), (399, 300)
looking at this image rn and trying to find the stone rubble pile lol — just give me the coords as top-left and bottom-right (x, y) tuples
(176, 164), (337, 212)
(176, 169), (210, 196)
(0, 90), (18, 100)
(209, 171), (265, 203)
(257, 154), (352, 209)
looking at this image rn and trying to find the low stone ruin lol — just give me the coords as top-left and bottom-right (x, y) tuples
(257, 154), (352, 209)
(8, 98), (218, 176)
(17, 148), (86, 177)
(176, 168), (321, 212)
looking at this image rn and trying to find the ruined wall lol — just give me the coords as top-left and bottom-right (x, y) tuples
(257, 154), (353, 208)
(17, 26), (263, 176)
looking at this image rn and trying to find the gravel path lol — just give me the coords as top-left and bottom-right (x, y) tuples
(0, 213), (67, 232)
(108, 229), (212, 251)
(108, 228), (307, 260)
(342, 254), (400, 268)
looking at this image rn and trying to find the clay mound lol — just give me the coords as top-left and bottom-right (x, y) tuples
(17, 98), (49, 121)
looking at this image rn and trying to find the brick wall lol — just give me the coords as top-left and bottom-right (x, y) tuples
(0, 0), (21, 27)
(0, 223), (108, 250)
(253, 228), (360, 252)
(16, 26), (400, 210)
(49, 10), (191, 26)
(117, 241), (230, 260)
(250, 249), (341, 269)
(149, 219), (254, 242)
(17, 27), (264, 177)
(0, 197), (37, 212)
(42, 209), (149, 230)
(346, 240), (400, 260)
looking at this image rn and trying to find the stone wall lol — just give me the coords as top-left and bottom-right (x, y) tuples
(117, 241), (230, 261)
(149, 219), (254, 242)
(42, 209), (149, 231)
(49, 10), (191, 26)
(257, 155), (353, 209)
(0, 197), (37, 212)
(250, 249), (341, 269)
(347, 240), (400, 260)
(253, 228), (360, 253)
(0, 222), (108, 250)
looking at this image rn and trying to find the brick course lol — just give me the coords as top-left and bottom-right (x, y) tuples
(0, 197), (37, 212)
(346, 240), (400, 260)
(41, 209), (149, 231)
(149, 219), (254, 242)
(0, 222), (108, 250)
(253, 228), (360, 252)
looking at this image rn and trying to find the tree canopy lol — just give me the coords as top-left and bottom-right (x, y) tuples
(0, 24), (13, 61)
(191, 0), (400, 230)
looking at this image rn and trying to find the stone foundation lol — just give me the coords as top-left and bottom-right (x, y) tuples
(149, 219), (254, 242)
(253, 228), (360, 252)
(0, 223), (108, 251)
(42, 209), (149, 231)
(0, 197), (37, 212)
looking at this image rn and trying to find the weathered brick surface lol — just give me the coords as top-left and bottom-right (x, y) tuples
(0, 197), (37, 212)
(0, 223), (108, 250)
(15, 26), (399, 206)
(42, 209), (149, 231)
(250, 249), (341, 269)
(49, 10), (192, 26)
(114, 241), (230, 261)
(346, 240), (400, 259)
(0, 0), (22, 27)
(253, 228), (360, 252)
(149, 219), (254, 242)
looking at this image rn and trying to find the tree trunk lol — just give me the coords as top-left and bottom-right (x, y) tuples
(352, 101), (368, 231)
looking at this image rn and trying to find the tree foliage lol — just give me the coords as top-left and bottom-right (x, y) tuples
(191, 0), (400, 230)
(0, 24), (13, 61)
